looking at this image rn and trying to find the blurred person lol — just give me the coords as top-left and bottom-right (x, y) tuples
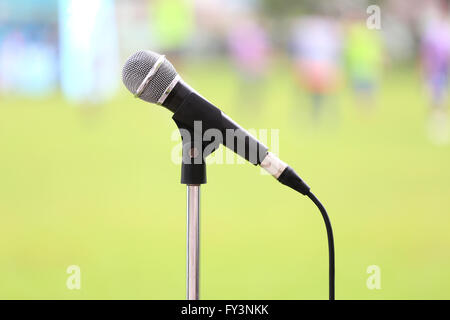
(0, 1), (58, 96)
(58, 0), (119, 105)
(0, 31), (24, 92)
(116, 0), (153, 59)
(344, 20), (383, 110)
(192, 0), (229, 53)
(290, 16), (341, 122)
(227, 13), (270, 112)
(151, 0), (195, 68)
(420, 1), (450, 145)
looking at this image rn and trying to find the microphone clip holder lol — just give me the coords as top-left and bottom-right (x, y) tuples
(177, 120), (207, 185)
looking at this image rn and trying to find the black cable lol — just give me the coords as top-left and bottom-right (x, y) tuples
(277, 166), (335, 299)
(306, 191), (335, 300)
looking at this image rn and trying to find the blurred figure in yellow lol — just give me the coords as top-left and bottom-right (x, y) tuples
(290, 16), (341, 122)
(420, 1), (450, 145)
(345, 21), (383, 110)
(152, 0), (194, 65)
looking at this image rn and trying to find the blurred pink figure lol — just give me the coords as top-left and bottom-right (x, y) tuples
(421, 12), (450, 108)
(421, 2), (450, 144)
(228, 19), (269, 79)
(227, 17), (270, 110)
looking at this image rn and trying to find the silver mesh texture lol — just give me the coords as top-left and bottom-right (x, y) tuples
(122, 50), (178, 104)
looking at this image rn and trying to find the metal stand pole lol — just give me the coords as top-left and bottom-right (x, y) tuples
(176, 122), (206, 300)
(186, 184), (200, 300)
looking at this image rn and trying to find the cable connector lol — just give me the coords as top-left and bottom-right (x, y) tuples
(277, 166), (311, 196)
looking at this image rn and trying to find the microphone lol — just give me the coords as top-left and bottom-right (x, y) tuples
(121, 50), (310, 195)
(121, 50), (335, 300)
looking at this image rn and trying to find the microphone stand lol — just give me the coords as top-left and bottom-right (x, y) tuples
(186, 184), (200, 300)
(178, 122), (207, 300)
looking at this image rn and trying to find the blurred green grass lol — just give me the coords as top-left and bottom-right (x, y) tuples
(0, 60), (449, 299)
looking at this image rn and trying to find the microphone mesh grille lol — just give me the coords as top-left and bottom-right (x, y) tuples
(122, 50), (178, 104)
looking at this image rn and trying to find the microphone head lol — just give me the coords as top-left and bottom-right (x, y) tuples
(122, 50), (178, 104)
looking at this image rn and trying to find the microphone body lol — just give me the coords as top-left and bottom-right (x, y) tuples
(122, 50), (310, 194)
(162, 80), (268, 165)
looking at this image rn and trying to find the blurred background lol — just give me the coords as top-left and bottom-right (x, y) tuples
(1, 0), (450, 299)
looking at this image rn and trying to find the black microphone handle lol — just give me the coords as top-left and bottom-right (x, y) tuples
(163, 81), (269, 165)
